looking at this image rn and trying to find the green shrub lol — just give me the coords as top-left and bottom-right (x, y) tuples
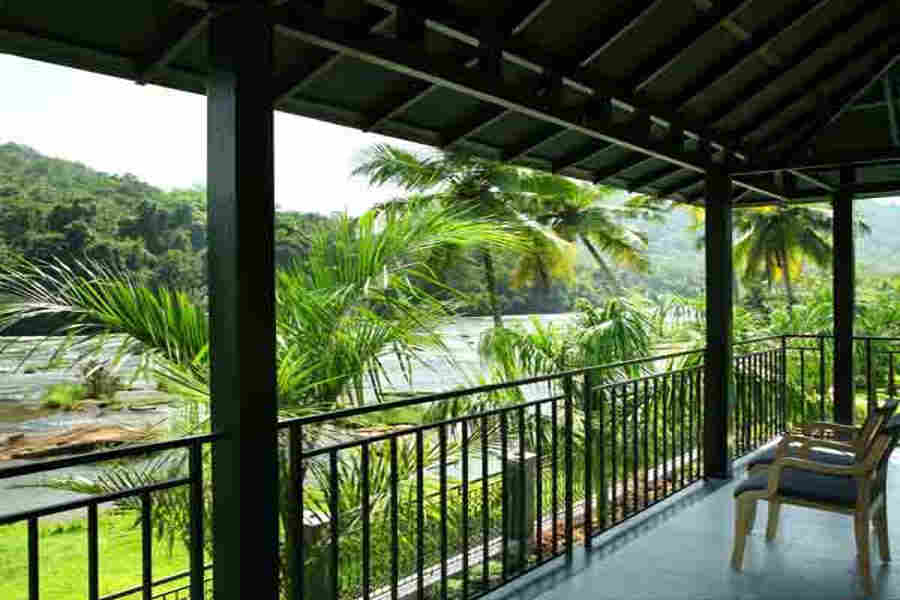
(40, 383), (86, 410)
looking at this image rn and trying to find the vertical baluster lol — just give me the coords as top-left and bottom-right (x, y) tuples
(800, 348), (806, 425)
(689, 370), (696, 480)
(389, 438), (399, 600)
(361, 443), (371, 600)
(439, 426), (448, 599)
(622, 382), (628, 516)
(781, 336), (788, 432)
(642, 379), (649, 508)
(461, 420), (469, 599)
(819, 336), (826, 421)
(287, 428), (302, 600)
(632, 380), (639, 515)
(481, 415), (489, 587)
(142, 491), (152, 600)
(501, 411), (509, 578)
(866, 338), (874, 415)
(88, 504), (98, 600)
(28, 517), (38, 600)
(696, 367), (703, 471)
(734, 357), (742, 456)
(517, 407), (527, 567)
(890, 352), (897, 398)
(563, 374), (574, 556)
(652, 377), (659, 504)
(598, 387), (607, 531)
(534, 403), (543, 563)
(330, 451), (340, 600)
(661, 375), (668, 498)
(416, 431), (425, 597)
(551, 398), (558, 555)
(610, 384), (618, 518)
(583, 371), (593, 542)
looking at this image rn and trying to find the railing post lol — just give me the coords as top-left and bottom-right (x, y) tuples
(503, 448), (537, 571)
(207, 4), (279, 600)
(780, 335), (788, 432)
(703, 168), (734, 479)
(833, 169), (855, 424)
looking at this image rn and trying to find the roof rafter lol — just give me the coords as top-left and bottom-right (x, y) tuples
(573, 0), (664, 69)
(671, 0), (829, 109)
(630, 0), (752, 92)
(657, 174), (704, 198)
(780, 46), (900, 156)
(552, 142), (615, 173)
(504, 128), (569, 163)
(136, 6), (208, 83)
(704, 0), (881, 125)
(734, 30), (900, 141)
(592, 153), (654, 183)
(507, 0), (554, 36)
(627, 165), (683, 190)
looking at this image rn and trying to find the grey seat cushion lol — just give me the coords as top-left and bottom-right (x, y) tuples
(734, 468), (857, 507)
(746, 446), (856, 470)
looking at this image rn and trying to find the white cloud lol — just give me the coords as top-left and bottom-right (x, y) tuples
(0, 53), (424, 215)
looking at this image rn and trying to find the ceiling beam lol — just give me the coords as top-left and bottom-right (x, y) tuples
(504, 128), (569, 162)
(733, 147), (900, 174)
(357, 0), (747, 157)
(573, 0), (664, 69)
(630, 0), (752, 92)
(442, 108), (511, 149)
(656, 174), (704, 198)
(790, 170), (835, 193)
(885, 74), (900, 147)
(552, 142), (615, 173)
(507, 0), (554, 36)
(773, 44), (900, 155)
(136, 7), (208, 84)
(671, 0), (828, 109)
(704, 0), (881, 125)
(274, 3), (786, 201)
(592, 154), (654, 183)
(734, 30), (900, 141)
(627, 165), (683, 190)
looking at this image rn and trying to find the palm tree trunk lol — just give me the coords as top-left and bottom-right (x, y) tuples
(581, 235), (623, 295)
(780, 250), (796, 318)
(480, 248), (503, 328)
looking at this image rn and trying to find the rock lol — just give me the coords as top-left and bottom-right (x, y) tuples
(0, 425), (156, 461)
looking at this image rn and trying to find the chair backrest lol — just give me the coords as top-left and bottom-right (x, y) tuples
(856, 399), (899, 458)
(869, 414), (900, 502)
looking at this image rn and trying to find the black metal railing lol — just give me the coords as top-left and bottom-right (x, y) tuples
(0, 433), (217, 600)
(16, 333), (900, 600)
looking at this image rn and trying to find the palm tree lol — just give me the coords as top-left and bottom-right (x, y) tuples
(517, 173), (649, 293)
(733, 205), (846, 316)
(354, 145), (628, 327)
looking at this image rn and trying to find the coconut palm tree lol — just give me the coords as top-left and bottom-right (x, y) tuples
(354, 145), (613, 327)
(516, 173), (649, 293)
(732, 205), (866, 317)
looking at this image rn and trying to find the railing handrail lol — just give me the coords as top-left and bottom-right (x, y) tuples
(279, 347), (705, 428)
(0, 432), (222, 480)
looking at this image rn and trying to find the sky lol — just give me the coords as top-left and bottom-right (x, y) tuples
(0, 53), (425, 215)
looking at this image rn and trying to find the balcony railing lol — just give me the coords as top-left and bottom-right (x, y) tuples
(1, 334), (897, 600)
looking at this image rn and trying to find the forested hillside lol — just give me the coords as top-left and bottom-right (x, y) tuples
(1, 142), (897, 319)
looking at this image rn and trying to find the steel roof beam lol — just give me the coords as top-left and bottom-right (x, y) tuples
(705, 0), (881, 125)
(630, 0), (752, 92)
(671, 0), (829, 109)
(573, 0), (664, 69)
(136, 7), (208, 84)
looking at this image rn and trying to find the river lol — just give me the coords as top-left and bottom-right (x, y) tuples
(0, 313), (575, 517)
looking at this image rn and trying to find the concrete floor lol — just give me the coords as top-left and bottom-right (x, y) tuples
(490, 450), (900, 600)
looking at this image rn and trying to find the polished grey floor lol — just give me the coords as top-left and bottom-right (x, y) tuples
(491, 450), (900, 600)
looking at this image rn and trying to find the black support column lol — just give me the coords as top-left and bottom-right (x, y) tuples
(703, 169), (734, 479)
(207, 4), (279, 600)
(832, 167), (856, 424)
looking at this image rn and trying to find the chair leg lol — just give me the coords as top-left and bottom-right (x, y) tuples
(766, 500), (781, 542)
(747, 499), (757, 531)
(855, 513), (873, 595)
(732, 498), (754, 570)
(875, 503), (891, 562)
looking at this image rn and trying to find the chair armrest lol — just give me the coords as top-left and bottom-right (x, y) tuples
(794, 422), (859, 439)
(779, 434), (856, 454)
(766, 436), (888, 497)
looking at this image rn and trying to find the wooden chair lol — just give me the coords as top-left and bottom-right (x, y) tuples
(744, 399), (898, 475)
(731, 415), (900, 595)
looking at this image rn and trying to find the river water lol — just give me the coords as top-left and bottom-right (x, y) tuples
(0, 314), (575, 517)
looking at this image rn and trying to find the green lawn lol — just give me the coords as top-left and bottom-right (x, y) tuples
(0, 510), (193, 600)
